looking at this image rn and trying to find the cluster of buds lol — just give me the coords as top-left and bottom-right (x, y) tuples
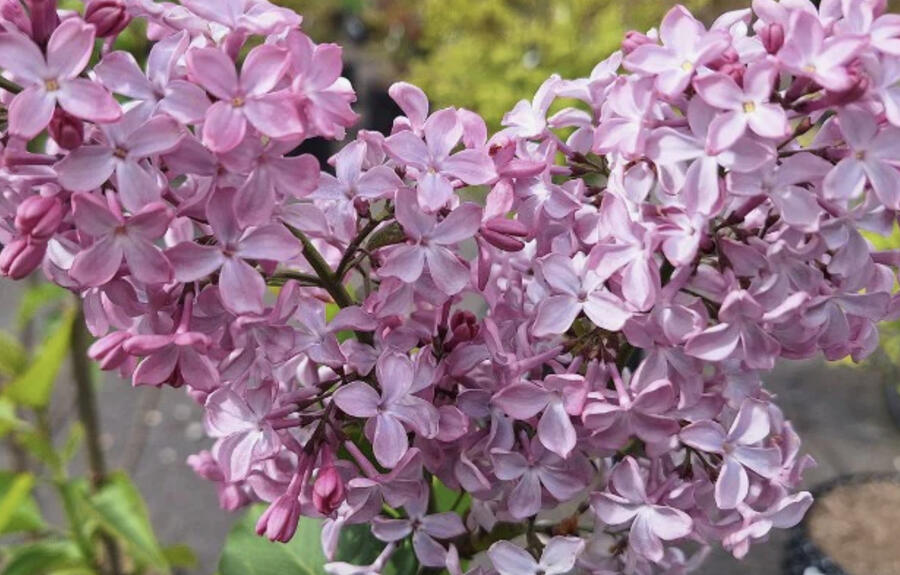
(3, 1), (900, 573)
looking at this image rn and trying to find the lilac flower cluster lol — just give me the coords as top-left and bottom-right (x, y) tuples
(2, 0), (900, 572)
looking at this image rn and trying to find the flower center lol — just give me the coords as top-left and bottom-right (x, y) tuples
(804, 63), (817, 74)
(114, 147), (128, 159)
(232, 96), (245, 108)
(742, 101), (756, 114)
(855, 150), (867, 161)
(44, 78), (60, 92)
(681, 60), (694, 72)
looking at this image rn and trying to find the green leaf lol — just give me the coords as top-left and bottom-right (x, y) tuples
(5, 309), (75, 408)
(162, 544), (197, 568)
(219, 505), (418, 575)
(84, 472), (169, 573)
(0, 472), (44, 535)
(61, 422), (84, 464)
(0, 397), (28, 439)
(0, 332), (26, 378)
(0, 541), (85, 575)
(218, 505), (328, 575)
(15, 283), (68, 332)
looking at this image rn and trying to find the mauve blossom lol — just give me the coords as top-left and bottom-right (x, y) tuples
(777, 10), (868, 92)
(56, 109), (183, 212)
(693, 61), (789, 153)
(165, 188), (300, 315)
(187, 44), (302, 153)
(680, 399), (782, 509)
(383, 108), (496, 210)
(332, 352), (439, 468)
(204, 380), (280, 481)
(378, 189), (482, 295)
(0, 18), (121, 138)
(624, 6), (730, 97)
(488, 536), (585, 575)
(69, 194), (172, 286)
(592, 457), (692, 562)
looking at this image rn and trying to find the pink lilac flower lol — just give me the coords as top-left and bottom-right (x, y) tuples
(0, 18), (121, 138)
(378, 189), (482, 295)
(332, 352), (439, 468)
(488, 536), (585, 575)
(693, 61), (790, 153)
(624, 6), (730, 97)
(69, 193), (172, 286)
(592, 457), (693, 562)
(56, 109), (183, 212)
(680, 399), (782, 509)
(187, 44), (302, 152)
(383, 108), (496, 210)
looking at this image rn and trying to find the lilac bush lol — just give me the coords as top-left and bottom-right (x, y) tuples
(2, 0), (900, 572)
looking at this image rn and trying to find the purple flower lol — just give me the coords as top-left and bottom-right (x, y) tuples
(777, 10), (868, 92)
(592, 457), (692, 562)
(0, 18), (121, 138)
(531, 252), (633, 337)
(204, 380), (280, 481)
(69, 193), (172, 287)
(624, 6), (730, 97)
(680, 399), (782, 509)
(187, 44), (301, 153)
(332, 352), (439, 468)
(488, 536), (585, 575)
(490, 438), (585, 520)
(693, 61), (790, 153)
(56, 108), (183, 212)
(378, 189), (482, 295)
(384, 108), (496, 210)
(165, 188), (300, 315)
(372, 492), (465, 568)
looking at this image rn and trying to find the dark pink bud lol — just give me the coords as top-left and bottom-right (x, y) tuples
(15, 195), (63, 239)
(760, 23), (785, 55)
(446, 310), (479, 351)
(0, 237), (46, 279)
(622, 30), (654, 55)
(312, 465), (345, 515)
(481, 229), (525, 252)
(49, 109), (85, 150)
(484, 217), (528, 237)
(26, 0), (58, 45)
(1, 0), (33, 35)
(256, 492), (301, 542)
(84, 0), (130, 38)
(88, 331), (131, 371)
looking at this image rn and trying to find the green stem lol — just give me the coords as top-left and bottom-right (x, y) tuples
(0, 75), (22, 95)
(70, 301), (122, 575)
(287, 225), (374, 345)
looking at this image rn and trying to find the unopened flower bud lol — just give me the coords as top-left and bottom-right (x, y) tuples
(1, 0), (32, 35)
(256, 492), (302, 542)
(89, 331), (131, 371)
(760, 23), (785, 54)
(446, 310), (479, 351)
(481, 229), (525, 252)
(312, 465), (345, 515)
(622, 30), (654, 55)
(27, 0), (59, 45)
(0, 237), (46, 279)
(15, 195), (63, 239)
(84, 0), (130, 38)
(49, 109), (85, 149)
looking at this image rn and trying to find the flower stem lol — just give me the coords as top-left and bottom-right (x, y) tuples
(70, 300), (122, 575)
(0, 75), (22, 94)
(287, 225), (374, 345)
